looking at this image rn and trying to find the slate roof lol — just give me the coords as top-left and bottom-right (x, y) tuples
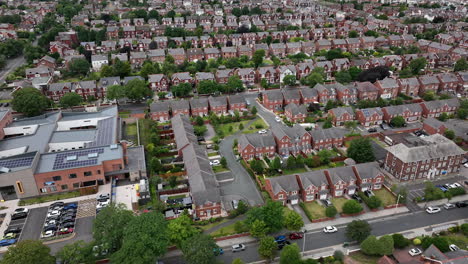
(267, 174), (300, 195)
(353, 162), (382, 180)
(423, 117), (445, 129)
(170, 100), (190, 111)
(377, 77), (399, 88)
(273, 124), (309, 140)
(382, 103), (422, 115)
(238, 132), (276, 150)
(310, 127), (347, 141)
(208, 96), (227, 107)
(326, 165), (357, 184)
(282, 89), (301, 101)
(357, 107), (383, 117)
(264, 89), (283, 101)
(228, 94), (245, 105)
(421, 98), (460, 110)
(330, 107), (355, 118)
(285, 103), (307, 116)
(171, 114), (197, 152)
(297, 170), (329, 188)
(150, 102), (170, 113)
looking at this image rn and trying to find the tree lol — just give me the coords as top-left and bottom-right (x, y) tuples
(69, 58), (90, 76)
(349, 66), (362, 81)
(198, 80), (221, 94)
(226, 75), (244, 93)
(280, 243), (302, 264)
(307, 73), (324, 87)
(195, 116), (204, 126)
(124, 79), (151, 100)
(342, 200), (363, 214)
(246, 200), (285, 233)
(220, 157), (227, 168)
(253, 49), (265, 67)
(349, 30), (359, 38)
(56, 240), (94, 264)
(171, 82), (192, 97)
(284, 211), (304, 231)
(250, 160), (264, 174)
(148, 157), (163, 174)
(258, 236), (277, 260)
(1, 240), (55, 264)
(111, 212), (169, 263)
(250, 219), (269, 238)
(454, 58), (468, 72)
(399, 67), (413, 78)
(100, 65), (114, 77)
(317, 149), (332, 164)
(392, 233), (410, 249)
(408, 57), (427, 75)
(287, 156), (297, 169)
(283, 75), (297, 86)
(271, 157), (281, 170)
(335, 71), (352, 84)
(60, 92), (83, 108)
(251, 106), (257, 115)
(422, 91), (436, 101)
(346, 220), (372, 243)
(12, 87), (50, 117)
(325, 206), (338, 218)
(181, 234), (217, 264)
(423, 182), (445, 201)
(421, 236), (449, 252)
(457, 108), (467, 120)
(113, 59), (132, 77)
(322, 118), (333, 129)
(379, 235), (394, 255)
(344, 121), (358, 132)
(444, 129), (455, 140)
(347, 137), (375, 163)
(357, 66), (390, 83)
(360, 235), (382, 256)
(140, 62), (157, 79)
(93, 203), (134, 254)
(107, 85), (126, 100)
(333, 250), (344, 261)
(366, 196), (383, 209)
(167, 214), (198, 247)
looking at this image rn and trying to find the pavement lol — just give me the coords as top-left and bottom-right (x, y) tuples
(114, 183), (138, 211)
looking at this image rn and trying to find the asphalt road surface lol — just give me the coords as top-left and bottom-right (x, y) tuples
(0, 55), (26, 83)
(163, 208), (468, 263)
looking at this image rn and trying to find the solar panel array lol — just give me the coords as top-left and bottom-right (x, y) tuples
(0, 156), (34, 169)
(52, 148), (104, 170)
(362, 109), (371, 117)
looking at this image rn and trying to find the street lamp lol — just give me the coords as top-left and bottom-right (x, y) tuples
(395, 194), (403, 209)
(302, 229), (307, 257)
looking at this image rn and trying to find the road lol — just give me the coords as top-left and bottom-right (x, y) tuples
(0, 55), (25, 83)
(163, 208), (468, 263)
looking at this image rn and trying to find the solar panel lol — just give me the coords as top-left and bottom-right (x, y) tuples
(0, 156), (35, 169)
(52, 147), (105, 170)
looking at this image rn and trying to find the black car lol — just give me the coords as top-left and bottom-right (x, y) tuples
(364, 190), (375, 198)
(43, 225), (58, 232)
(455, 201), (467, 208)
(46, 215), (61, 221)
(62, 213), (76, 219)
(11, 212), (27, 220)
(352, 193), (362, 203)
(367, 128), (377, 133)
(50, 202), (64, 208)
(4, 227), (21, 235)
(62, 222), (75, 229)
(277, 241), (291, 250)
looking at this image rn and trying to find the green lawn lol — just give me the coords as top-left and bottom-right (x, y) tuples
(126, 123), (137, 137)
(207, 152), (219, 157)
(374, 189), (397, 207)
(310, 161), (345, 171)
(197, 219), (229, 231)
(0, 99), (11, 103)
(168, 194), (187, 200)
(138, 119), (153, 146)
(210, 222), (237, 237)
(243, 118), (268, 134)
(212, 165), (229, 173)
(283, 166), (308, 175)
(300, 201), (326, 220)
(331, 197), (348, 213)
(119, 111), (131, 118)
(349, 252), (380, 264)
(216, 120), (251, 137)
(445, 233), (468, 249)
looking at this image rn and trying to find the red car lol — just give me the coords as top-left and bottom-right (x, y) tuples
(289, 232), (303, 240)
(58, 228), (74, 235)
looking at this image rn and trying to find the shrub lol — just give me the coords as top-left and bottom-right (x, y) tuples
(392, 233), (410, 249)
(461, 223), (468, 236)
(333, 250), (344, 261)
(325, 206), (338, 218)
(448, 187), (466, 196)
(413, 238), (421, 245)
(448, 225), (459, 233)
(342, 200), (363, 214)
(366, 196), (383, 209)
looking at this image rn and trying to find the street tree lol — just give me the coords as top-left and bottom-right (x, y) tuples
(60, 92), (83, 108)
(93, 203), (134, 254)
(280, 243), (302, 264)
(171, 82), (192, 97)
(56, 240), (94, 264)
(251, 106), (257, 115)
(226, 75), (244, 93)
(181, 234), (217, 264)
(360, 235), (382, 256)
(366, 196), (383, 209)
(284, 211), (304, 231)
(1, 240), (55, 264)
(390, 116), (406, 128)
(110, 212), (169, 264)
(258, 236), (277, 260)
(124, 79), (151, 101)
(250, 219), (269, 238)
(379, 235), (394, 256)
(167, 214), (198, 247)
(232, 259), (245, 264)
(12, 87), (50, 117)
(342, 200), (363, 214)
(392, 233), (410, 249)
(107, 85), (126, 100)
(283, 75), (297, 86)
(347, 137), (375, 163)
(69, 58), (90, 76)
(346, 220), (372, 243)
(247, 200), (285, 233)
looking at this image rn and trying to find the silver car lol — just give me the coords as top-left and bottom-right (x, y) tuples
(232, 244), (246, 252)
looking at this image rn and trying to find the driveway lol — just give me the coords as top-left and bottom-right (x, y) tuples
(218, 123), (263, 207)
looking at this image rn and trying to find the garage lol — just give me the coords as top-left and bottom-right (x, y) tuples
(335, 190), (343, 196)
(347, 188), (356, 196)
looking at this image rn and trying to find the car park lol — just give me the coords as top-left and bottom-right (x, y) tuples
(449, 244), (460, 251)
(323, 226), (338, 233)
(232, 244), (246, 252)
(426, 206), (441, 214)
(455, 201), (467, 208)
(289, 232), (303, 240)
(408, 248), (422, 256)
(0, 239), (16, 247)
(443, 203), (456, 210)
(351, 193), (362, 203)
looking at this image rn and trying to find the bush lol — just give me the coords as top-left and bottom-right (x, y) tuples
(333, 250), (344, 261)
(448, 187), (466, 196)
(342, 200), (363, 214)
(392, 233), (410, 249)
(421, 237), (449, 252)
(413, 238), (421, 245)
(460, 223), (468, 236)
(366, 196), (383, 209)
(448, 225), (459, 233)
(325, 206), (338, 218)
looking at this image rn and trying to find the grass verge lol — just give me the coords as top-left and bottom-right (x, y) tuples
(19, 191), (81, 206)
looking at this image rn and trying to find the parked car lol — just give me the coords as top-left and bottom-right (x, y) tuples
(289, 232), (303, 240)
(11, 212), (27, 220)
(351, 193), (362, 203)
(321, 199), (332, 207)
(275, 116), (281, 122)
(367, 128), (377, 133)
(380, 123), (390, 130)
(96, 200), (110, 209)
(323, 226), (338, 233)
(44, 219), (58, 227)
(408, 248), (422, 256)
(41, 230), (55, 238)
(449, 183), (462, 189)
(0, 239), (16, 247)
(425, 206), (441, 214)
(449, 244), (460, 251)
(4, 227), (21, 235)
(97, 194), (110, 202)
(232, 244), (246, 252)
(231, 200), (239, 210)
(274, 235), (287, 244)
(63, 203), (78, 210)
(277, 240), (291, 250)
(62, 222), (75, 229)
(455, 201), (467, 208)
(443, 203), (456, 210)
(436, 185), (448, 192)
(50, 202), (64, 208)
(47, 210), (61, 218)
(364, 190), (375, 197)
(209, 160), (220, 166)
(258, 129), (267, 134)
(43, 225), (57, 232)
(3, 233), (17, 239)
(58, 228), (74, 235)
(13, 208), (29, 214)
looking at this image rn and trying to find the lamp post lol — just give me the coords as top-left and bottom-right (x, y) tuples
(302, 229), (307, 257)
(395, 194), (403, 209)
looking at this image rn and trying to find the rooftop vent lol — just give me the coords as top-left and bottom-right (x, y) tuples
(88, 153), (98, 158)
(66, 155), (78, 161)
(110, 144), (118, 149)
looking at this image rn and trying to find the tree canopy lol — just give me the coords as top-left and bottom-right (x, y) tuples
(107, 85), (127, 100)
(181, 234), (217, 264)
(167, 214), (199, 247)
(346, 220), (372, 243)
(124, 78), (152, 100)
(246, 200), (284, 233)
(258, 236), (277, 260)
(1, 240), (55, 264)
(56, 240), (94, 264)
(60, 92), (83, 108)
(12, 87), (50, 117)
(347, 137), (375, 163)
(68, 58), (91, 76)
(284, 211), (304, 231)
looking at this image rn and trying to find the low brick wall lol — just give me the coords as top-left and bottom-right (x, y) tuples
(383, 204), (405, 209)
(340, 211), (365, 217)
(311, 217), (335, 223)
(158, 188), (190, 195)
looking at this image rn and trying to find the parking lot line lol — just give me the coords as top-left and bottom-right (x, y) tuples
(15, 213), (30, 242)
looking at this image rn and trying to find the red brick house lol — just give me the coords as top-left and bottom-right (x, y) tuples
(310, 127), (347, 150)
(168, 48), (186, 64)
(215, 69), (235, 84)
(273, 125), (312, 156)
(236, 68), (256, 86)
(297, 171), (330, 201)
(265, 175), (300, 205)
(314, 84), (336, 104)
(299, 87), (319, 105)
(228, 94), (247, 112)
(375, 78), (399, 99)
(328, 107), (355, 126)
(335, 83), (357, 105)
(150, 102), (171, 122)
(285, 103), (308, 123)
(353, 162), (385, 191)
(356, 82), (379, 101)
(418, 75), (440, 96)
(238, 132), (276, 160)
(325, 166), (358, 197)
(398, 77), (420, 97)
(172, 72), (193, 86)
(382, 103), (423, 123)
(221, 46), (237, 58)
(436, 73), (460, 94)
(171, 100), (191, 116)
(208, 96), (228, 115)
(189, 98), (209, 117)
(148, 74), (169, 92)
(356, 107), (384, 127)
(296, 62), (315, 80)
(422, 118), (447, 135)
(420, 98), (460, 118)
(257, 66), (279, 84)
(282, 89), (301, 105)
(262, 89), (284, 111)
(36, 55), (56, 69)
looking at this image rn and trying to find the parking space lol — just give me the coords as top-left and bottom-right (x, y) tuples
(19, 207), (47, 241)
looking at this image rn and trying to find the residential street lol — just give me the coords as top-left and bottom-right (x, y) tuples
(163, 208), (468, 264)
(0, 55), (25, 83)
